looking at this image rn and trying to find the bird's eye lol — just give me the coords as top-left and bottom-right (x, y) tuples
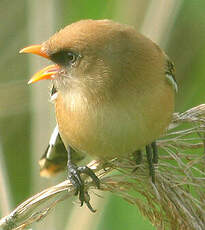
(66, 52), (77, 63)
(50, 51), (78, 66)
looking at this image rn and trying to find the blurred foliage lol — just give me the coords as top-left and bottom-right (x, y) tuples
(0, 0), (31, 207)
(0, 0), (205, 230)
(98, 194), (154, 230)
(167, 0), (205, 110)
(62, 0), (117, 22)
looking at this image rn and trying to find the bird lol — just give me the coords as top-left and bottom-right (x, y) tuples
(20, 19), (177, 212)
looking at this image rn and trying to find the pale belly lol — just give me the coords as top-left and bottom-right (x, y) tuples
(55, 88), (174, 159)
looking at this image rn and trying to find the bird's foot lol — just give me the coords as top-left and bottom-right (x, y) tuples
(67, 163), (100, 212)
(133, 142), (158, 183)
(146, 141), (158, 183)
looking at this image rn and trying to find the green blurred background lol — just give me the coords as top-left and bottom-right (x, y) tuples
(0, 0), (205, 229)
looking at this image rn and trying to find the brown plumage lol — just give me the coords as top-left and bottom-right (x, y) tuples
(20, 19), (176, 211)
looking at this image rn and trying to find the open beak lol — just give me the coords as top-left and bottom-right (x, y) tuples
(19, 44), (60, 84)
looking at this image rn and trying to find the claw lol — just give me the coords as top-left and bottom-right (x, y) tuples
(67, 146), (100, 212)
(84, 191), (96, 212)
(78, 166), (100, 188)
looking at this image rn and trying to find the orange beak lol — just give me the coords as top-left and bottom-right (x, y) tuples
(19, 44), (60, 84)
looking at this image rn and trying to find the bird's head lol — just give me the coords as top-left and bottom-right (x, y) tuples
(21, 20), (132, 90)
(20, 19), (160, 96)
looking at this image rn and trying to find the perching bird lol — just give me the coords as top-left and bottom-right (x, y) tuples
(20, 19), (177, 211)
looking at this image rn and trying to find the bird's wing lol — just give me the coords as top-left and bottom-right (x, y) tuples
(50, 85), (58, 102)
(39, 127), (85, 177)
(165, 58), (178, 93)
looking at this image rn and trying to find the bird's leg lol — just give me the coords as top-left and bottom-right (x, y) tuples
(146, 144), (156, 183)
(67, 145), (100, 212)
(134, 150), (143, 165)
(132, 150), (143, 172)
(151, 141), (158, 164)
